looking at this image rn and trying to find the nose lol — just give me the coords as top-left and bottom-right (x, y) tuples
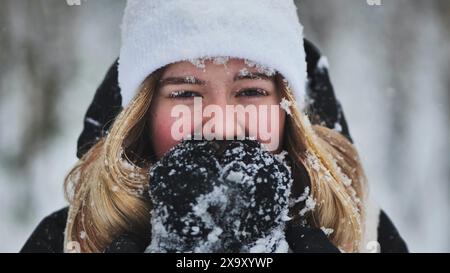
(201, 94), (246, 141)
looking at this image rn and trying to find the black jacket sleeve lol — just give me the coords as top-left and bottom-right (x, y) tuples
(20, 207), (409, 253)
(20, 207), (68, 253)
(378, 210), (409, 253)
(104, 233), (148, 253)
(285, 225), (340, 253)
(104, 226), (341, 253)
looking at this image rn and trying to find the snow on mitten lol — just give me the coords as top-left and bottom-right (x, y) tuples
(146, 139), (293, 253)
(146, 140), (224, 252)
(218, 140), (293, 252)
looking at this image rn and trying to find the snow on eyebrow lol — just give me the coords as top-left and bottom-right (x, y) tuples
(235, 69), (274, 82)
(184, 75), (197, 84)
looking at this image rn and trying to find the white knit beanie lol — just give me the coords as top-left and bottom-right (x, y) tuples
(119, 0), (307, 111)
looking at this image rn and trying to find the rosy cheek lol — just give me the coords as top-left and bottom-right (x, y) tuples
(149, 100), (286, 158)
(150, 111), (180, 159)
(254, 107), (285, 153)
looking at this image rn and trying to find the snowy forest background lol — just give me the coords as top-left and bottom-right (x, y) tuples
(0, 0), (449, 252)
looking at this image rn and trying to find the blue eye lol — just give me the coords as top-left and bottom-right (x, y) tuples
(169, 90), (202, 99)
(236, 88), (268, 97)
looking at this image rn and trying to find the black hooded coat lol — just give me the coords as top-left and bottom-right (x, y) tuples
(20, 40), (408, 253)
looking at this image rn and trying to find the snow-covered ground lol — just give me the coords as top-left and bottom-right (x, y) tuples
(0, 0), (448, 252)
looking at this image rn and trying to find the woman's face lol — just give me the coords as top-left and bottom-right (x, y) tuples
(148, 58), (286, 160)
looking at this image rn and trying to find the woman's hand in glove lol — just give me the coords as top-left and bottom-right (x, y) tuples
(104, 139), (340, 253)
(146, 139), (293, 253)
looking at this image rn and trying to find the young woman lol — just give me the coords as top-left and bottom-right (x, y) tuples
(21, 0), (408, 253)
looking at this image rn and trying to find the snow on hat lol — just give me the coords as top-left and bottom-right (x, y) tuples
(119, 0), (307, 110)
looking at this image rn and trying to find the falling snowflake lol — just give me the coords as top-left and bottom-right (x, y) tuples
(280, 98), (292, 116)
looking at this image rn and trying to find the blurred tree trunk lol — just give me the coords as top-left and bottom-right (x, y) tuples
(1, 0), (79, 167)
(0, 0), (78, 221)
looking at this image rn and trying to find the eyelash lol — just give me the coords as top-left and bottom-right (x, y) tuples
(168, 90), (202, 99)
(235, 88), (268, 97)
(169, 88), (268, 99)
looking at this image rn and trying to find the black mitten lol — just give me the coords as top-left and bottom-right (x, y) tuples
(146, 139), (293, 253)
(104, 233), (147, 253)
(217, 140), (292, 252)
(147, 140), (224, 252)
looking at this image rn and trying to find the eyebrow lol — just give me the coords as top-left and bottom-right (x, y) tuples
(158, 72), (274, 88)
(158, 76), (206, 88)
(233, 72), (274, 82)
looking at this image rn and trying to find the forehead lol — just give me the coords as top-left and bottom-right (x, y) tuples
(162, 58), (270, 77)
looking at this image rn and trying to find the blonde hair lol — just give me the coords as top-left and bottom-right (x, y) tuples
(276, 75), (366, 252)
(64, 69), (367, 253)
